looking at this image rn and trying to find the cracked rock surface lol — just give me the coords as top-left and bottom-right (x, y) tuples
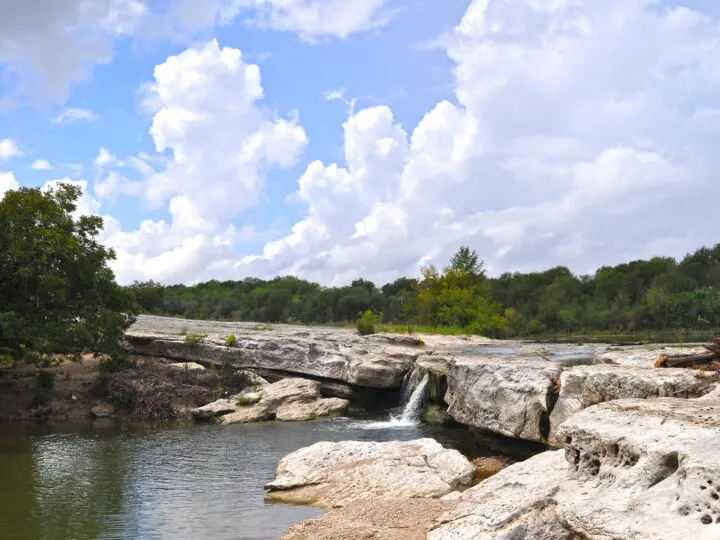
(430, 397), (720, 540)
(265, 438), (475, 507)
(444, 357), (562, 443)
(193, 378), (349, 424)
(126, 315), (494, 390)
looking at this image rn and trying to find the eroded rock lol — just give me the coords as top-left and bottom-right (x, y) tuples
(126, 316), (423, 389)
(594, 345), (707, 368)
(444, 357), (562, 443)
(201, 378), (350, 424)
(266, 438), (475, 507)
(431, 397), (720, 540)
(549, 364), (714, 444)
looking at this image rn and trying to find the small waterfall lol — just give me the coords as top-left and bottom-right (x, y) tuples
(399, 373), (429, 423)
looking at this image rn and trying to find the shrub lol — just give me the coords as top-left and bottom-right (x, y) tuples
(235, 396), (256, 406)
(36, 370), (54, 390)
(225, 334), (237, 347)
(357, 310), (383, 336)
(185, 334), (204, 345)
(249, 324), (273, 331)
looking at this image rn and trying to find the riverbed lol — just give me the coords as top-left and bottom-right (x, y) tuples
(0, 415), (489, 540)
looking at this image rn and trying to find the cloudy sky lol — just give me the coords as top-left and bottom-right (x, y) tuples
(1, 0), (719, 286)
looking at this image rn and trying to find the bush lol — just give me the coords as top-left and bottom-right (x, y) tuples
(235, 396), (256, 406)
(185, 334), (204, 345)
(225, 334), (237, 347)
(357, 310), (383, 336)
(36, 370), (54, 389)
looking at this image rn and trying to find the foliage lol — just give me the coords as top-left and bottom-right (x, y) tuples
(357, 310), (383, 336)
(184, 334), (204, 345)
(36, 370), (54, 389)
(235, 396), (256, 406)
(0, 183), (136, 360)
(225, 334), (237, 346)
(249, 324), (273, 331)
(124, 243), (720, 337)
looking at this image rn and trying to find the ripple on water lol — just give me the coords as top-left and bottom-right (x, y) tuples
(0, 418), (486, 540)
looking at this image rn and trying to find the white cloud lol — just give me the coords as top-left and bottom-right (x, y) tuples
(226, 0), (720, 284)
(164, 0), (395, 41)
(52, 107), (98, 124)
(323, 88), (345, 101)
(105, 40), (307, 283)
(0, 138), (22, 162)
(31, 159), (54, 170)
(94, 148), (122, 168)
(100, 1), (720, 285)
(0, 172), (20, 198)
(0, 0), (147, 102)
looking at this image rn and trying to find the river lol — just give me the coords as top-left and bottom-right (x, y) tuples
(0, 415), (489, 540)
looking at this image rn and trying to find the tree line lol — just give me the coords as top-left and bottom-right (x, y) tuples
(130, 244), (720, 337)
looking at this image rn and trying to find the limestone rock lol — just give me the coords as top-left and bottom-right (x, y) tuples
(594, 345), (707, 368)
(167, 362), (206, 371)
(429, 451), (570, 540)
(282, 498), (455, 540)
(431, 397), (720, 540)
(266, 438), (475, 507)
(125, 315), (422, 389)
(192, 397), (238, 420)
(549, 364), (713, 444)
(91, 402), (115, 418)
(444, 356), (562, 443)
(217, 378), (350, 424)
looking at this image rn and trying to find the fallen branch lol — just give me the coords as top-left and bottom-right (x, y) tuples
(655, 339), (720, 368)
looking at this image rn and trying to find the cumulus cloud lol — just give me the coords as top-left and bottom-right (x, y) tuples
(104, 40), (307, 283)
(230, 0), (720, 284)
(31, 159), (53, 170)
(52, 107), (97, 124)
(0, 172), (20, 198)
(164, 0), (395, 41)
(0, 0), (147, 102)
(0, 138), (22, 162)
(97, 0), (720, 285)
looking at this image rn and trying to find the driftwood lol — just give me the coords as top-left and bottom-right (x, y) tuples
(654, 339), (720, 368)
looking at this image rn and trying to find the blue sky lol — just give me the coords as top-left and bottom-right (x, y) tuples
(2, 1), (720, 285)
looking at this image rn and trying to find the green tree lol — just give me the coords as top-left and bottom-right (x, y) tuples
(0, 184), (136, 359)
(447, 246), (484, 276)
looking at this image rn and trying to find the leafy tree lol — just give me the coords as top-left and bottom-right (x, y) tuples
(0, 184), (136, 360)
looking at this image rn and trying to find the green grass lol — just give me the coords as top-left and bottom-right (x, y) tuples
(248, 324), (273, 331)
(235, 395), (257, 406)
(225, 334), (237, 346)
(184, 334), (206, 345)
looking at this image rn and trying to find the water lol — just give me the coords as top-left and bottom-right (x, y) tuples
(454, 342), (599, 366)
(400, 373), (429, 423)
(0, 418), (485, 540)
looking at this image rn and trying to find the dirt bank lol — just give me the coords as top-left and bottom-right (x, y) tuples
(0, 355), (251, 422)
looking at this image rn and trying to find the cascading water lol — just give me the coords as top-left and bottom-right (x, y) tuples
(352, 371), (429, 429)
(399, 373), (429, 423)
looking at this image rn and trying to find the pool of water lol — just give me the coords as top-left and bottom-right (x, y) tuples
(0, 416), (488, 540)
(452, 342), (601, 366)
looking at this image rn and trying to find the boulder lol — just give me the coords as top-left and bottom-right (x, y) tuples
(90, 402), (115, 418)
(429, 451), (570, 540)
(266, 438), (475, 507)
(549, 364), (714, 444)
(167, 362), (206, 371)
(594, 345), (707, 368)
(431, 397), (720, 540)
(217, 378), (350, 424)
(282, 498), (455, 540)
(444, 357), (562, 443)
(125, 315), (422, 389)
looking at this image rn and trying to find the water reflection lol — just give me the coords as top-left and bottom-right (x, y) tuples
(0, 418), (488, 540)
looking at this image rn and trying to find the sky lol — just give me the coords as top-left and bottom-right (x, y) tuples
(1, 0), (719, 286)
